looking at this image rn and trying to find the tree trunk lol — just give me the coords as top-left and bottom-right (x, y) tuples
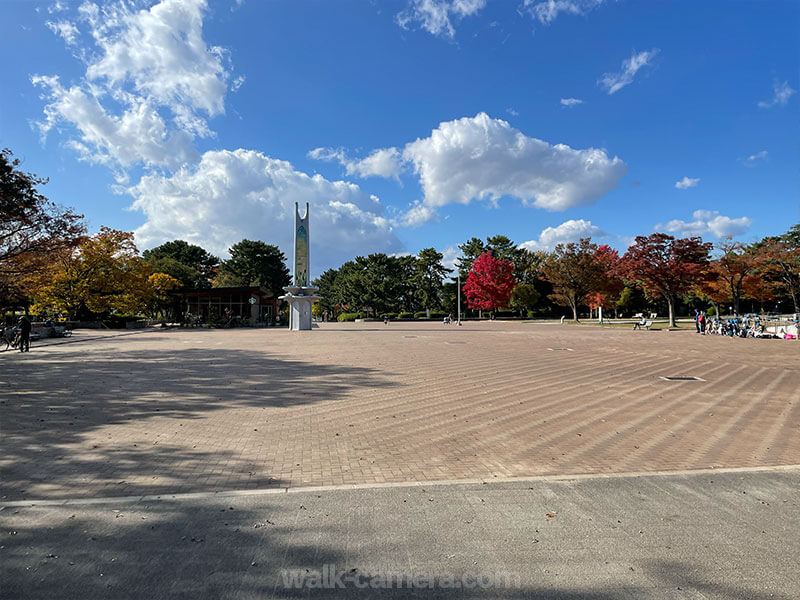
(571, 299), (579, 322)
(667, 294), (676, 327)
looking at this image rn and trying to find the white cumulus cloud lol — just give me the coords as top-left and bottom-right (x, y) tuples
(519, 219), (605, 251)
(758, 80), (795, 109)
(395, 0), (486, 39)
(128, 149), (402, 271)
(33, 0), (230, 174)
(440, 245), (461, 274)
(82, 0), (228, 118)
(599, 48), (659, 94)
(657, 210), (752, 239)
(674, 176), (699, 189)
(522, 0), (606, 25)
(398, 201), (438, 227)
(32, 75), (198, 178)
(560, 97), (583, 107)
(308, 146), (404, 180)
(401, 113), (626, 218)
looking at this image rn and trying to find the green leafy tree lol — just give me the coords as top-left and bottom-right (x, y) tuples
(215, 239), (290, 296)
(144, 256), (200, 288)
(485, 235), (519, 263)
(411, 248), (451, 312)
(142, 240), (219, 287)
(332, 254), (409, 315)
(784, 223), (800, 246)
(396, 255), (420, 313)
(510, 282), (540, 316)
(615, 285), (649, 317)
(456, 237), (486, 280)
(512, 248), (542, 285)
(441, 280), (459, 316)
(312, 268), (341, 317)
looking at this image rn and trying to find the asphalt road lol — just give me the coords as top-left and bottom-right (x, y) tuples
(2, 467), (798, 599)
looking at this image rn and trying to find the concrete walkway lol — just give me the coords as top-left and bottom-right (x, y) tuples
(2, 468), (798, 599)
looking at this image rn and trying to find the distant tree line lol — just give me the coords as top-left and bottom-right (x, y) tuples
(2, 147), (798, 325)
(311, 228), (800, 325)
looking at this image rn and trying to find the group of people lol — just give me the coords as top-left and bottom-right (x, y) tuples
(694, 309), (791, 338)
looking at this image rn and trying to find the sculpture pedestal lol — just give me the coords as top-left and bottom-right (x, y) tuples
(279, 286), (320, 331)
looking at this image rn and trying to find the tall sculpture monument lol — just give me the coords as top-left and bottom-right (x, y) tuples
(279, 202), (320, 330)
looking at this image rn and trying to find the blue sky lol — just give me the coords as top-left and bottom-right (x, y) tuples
(1, 0), (797, 276)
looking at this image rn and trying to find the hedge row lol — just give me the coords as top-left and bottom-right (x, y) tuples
(337, 312), (361, 322)
(335, 311), (528, 321)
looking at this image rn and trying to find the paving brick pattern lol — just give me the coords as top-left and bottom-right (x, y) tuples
(1, 322), (798, 500)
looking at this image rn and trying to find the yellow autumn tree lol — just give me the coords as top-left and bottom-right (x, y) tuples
(29, 227), (151, 319)
(141, 272), (181, 319)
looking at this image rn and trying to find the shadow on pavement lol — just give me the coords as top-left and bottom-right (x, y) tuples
(2, 498), (792, 600)
(0, 347), (397, 501)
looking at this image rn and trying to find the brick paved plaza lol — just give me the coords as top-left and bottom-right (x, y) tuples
(1, 322), (798, 501)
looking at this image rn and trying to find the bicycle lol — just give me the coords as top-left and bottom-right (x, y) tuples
(0, 327), (20, 352)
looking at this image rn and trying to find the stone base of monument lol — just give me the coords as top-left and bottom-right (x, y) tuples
(279, 286), (320, 331)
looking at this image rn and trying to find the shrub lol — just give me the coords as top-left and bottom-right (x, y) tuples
(337, 312), (360, 322)
(382, 312), (398, 319)
(398, 312), (414, 319)
(429, 311), (447, 320)
(414, 311), (428, 319)
(495, 310), (517, 318)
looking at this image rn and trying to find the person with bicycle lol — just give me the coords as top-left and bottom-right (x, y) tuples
(18, 315), (31, 353)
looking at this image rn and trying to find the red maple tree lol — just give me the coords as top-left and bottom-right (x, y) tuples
(589, 244), (624, 313)
(619, 233), (712, 326)
(462, 251), (516, 313)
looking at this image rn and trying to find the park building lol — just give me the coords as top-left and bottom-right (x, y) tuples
(169, 286), (278, 326)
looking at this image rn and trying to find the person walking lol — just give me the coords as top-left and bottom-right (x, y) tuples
(694, 309), (702, 333)
(18, 315), (31, 353)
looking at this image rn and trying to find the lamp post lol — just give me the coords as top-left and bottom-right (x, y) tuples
(457, 272), (462, 326)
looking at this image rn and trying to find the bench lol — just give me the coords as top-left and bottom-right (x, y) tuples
(633, 313), (656, 330)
